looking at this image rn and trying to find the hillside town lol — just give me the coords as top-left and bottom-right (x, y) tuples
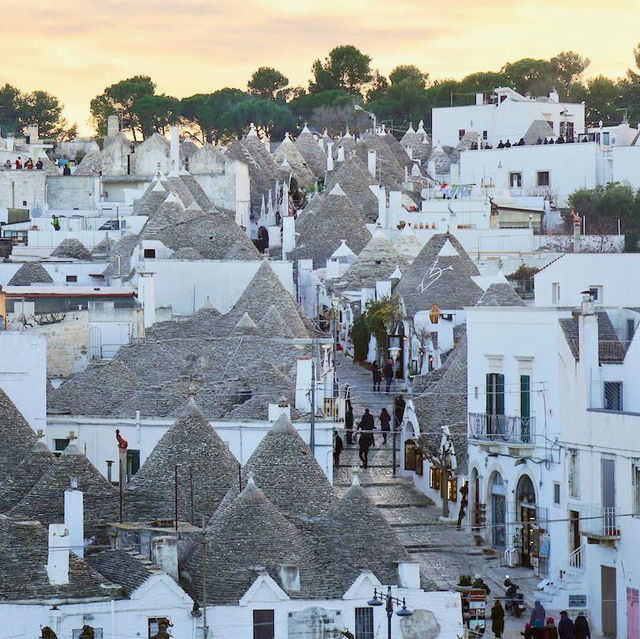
(1, 34), (640, 639)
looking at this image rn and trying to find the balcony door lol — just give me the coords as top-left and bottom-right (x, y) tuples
(602, 458), (616, 532)
(486, 373), (505, 436)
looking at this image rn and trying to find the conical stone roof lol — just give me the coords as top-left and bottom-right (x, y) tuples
(124, 399), (238, 521)
(0, 441), (56, 513)
(274, 135), (315, 187)
(477, 282), (526, 306)
(243, 414), (337, 518)
(324, 156), (379, 222)
(9, 444), (119, 532)
(8, 263), (53, 286)
(294, 127), (326, 177)
(395, 233), (483, 315)
(233, 312), (260, 335)
(331, 230), (408, 294)
(257, 305), (295, 339)
(51, 238), (93, 261)
(393, 227), (422, 260)
(0, 388), (38, 481)
(293, 185), (372, 269)
(186, 477), (307, 604)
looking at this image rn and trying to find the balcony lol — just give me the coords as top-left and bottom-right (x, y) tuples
(468, 412), (534, 446)
(579, 506), (621, 545)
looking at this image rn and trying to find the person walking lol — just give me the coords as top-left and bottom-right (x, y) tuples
(51, 215), (60, 231)
(379, 407), (391, 444)
(394, 395), (406, 430)
(530, 601), (546, 627)
(333, 429), (344, 467)
(371, 361), (381, 393)
(358, 408), (375, 468)
(490, 599), (505, 638)
(573, 612), (590, 639)
(344, 405), (354, 445)
(558, 611), (575, 639)
(384, 358), (394, 393)
(543, 617), (558, 639)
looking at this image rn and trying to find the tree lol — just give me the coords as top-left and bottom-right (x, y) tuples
(389, 65), (428, 90)
(181, 88), (246, 143)
(0, 84), (24, 135)
(501, 58), (553, 96)
(365, 70), (389, 103)
(247, 67), (289, 101)
(219, 96), (295, 138)
(309, 103), (370, 137)
(131, 94), (180, 137)
(363, 297), (401, 360)
(419, 428), (455, 517)
(90, 75), (156, 140)
(549, 51), (590, 98)
(309, 45), (372, 95)
(579, 76), (622, 125)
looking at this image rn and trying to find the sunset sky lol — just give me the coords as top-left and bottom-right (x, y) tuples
(2, 0), (638, 134)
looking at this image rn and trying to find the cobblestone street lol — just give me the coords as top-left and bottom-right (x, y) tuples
(334, 354), (601, 639)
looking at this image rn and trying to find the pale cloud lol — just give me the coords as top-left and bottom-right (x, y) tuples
(0, 0), (638, 133)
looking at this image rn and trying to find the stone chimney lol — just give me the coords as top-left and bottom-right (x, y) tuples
(46, 524), (70, 585)
(578, 293), (600, 406)
(326, 143), (334, 172)
(64, 478), (84, 558)
(169, 126), (180, 176)
(367, 150), (377, 178)
(151, 536), (179, 581)
(336, 146), (345, 162)
(138, 272), (156, 328)
(476, 93), (484, 106)
(27, 124), (39, 142)
(397, 561), (421, 588)
(107, 114), (119, 138)
(268, 396), (291, 422)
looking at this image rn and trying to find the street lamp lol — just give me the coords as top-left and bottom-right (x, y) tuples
(368, 586), (412, 639)
(354, 104), (377, 133)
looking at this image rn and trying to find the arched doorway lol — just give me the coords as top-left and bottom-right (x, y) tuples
(516, 474), (537, 567)
(490, 472), (506, 548)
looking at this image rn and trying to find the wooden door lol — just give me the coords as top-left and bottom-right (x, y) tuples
(628, 588), (639, 639)
(602, 565), (617, 637)
(569, 510), (580, 552)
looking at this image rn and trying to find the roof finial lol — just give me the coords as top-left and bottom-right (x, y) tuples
(67, 430), (77, 442)
(188, 381), (197, 397)
(36, 428), (45, 440)
(351, 466), (361, 486)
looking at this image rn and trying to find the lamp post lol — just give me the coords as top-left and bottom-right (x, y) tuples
(368, 586), (412, 639)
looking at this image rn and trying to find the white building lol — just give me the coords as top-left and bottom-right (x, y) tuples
(432, 87), (586, 149)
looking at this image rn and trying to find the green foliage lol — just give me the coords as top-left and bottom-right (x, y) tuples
(132, 94), (181, 137)
(180, 89), (246, 143)
(458, 574), (472, 587)
(505, 265), (540, 281)
(351, 313), (370, 363)
(0, 83), (72, 139)
(219, 96), (295, 138)
(247, 67), (290, 101)
(363, 297), (402, 346)
(309, 45), (372, 95)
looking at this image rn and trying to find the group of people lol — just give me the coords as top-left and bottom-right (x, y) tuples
(371, 358), (396, 394)
(4, 157), (43, 170)
(488, 598), (591, 639)
(333, 392), (406, 469)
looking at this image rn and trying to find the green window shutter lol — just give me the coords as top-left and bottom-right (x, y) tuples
(496, 374), (505, 415)
(520, 375), (531, 419)
(486, 373), (494, 414)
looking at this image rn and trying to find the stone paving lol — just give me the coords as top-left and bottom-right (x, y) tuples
(334, 354), (579, 639)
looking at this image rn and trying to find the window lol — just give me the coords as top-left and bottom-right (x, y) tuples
(568, 449), (580, 498)
(627, 319), (636, 343)
(603, 382), (623, 411)
(486, 373), (505, 415)
(458, 129), (466, 141)
(148, 618), (172, 639)
(633, 464), (640, 516)
(22, 200), (27, 206)
(127, 449), (140, 479)
(552, 282), (561, 304)
(559, 121), (574, 139)
(54, 438), (69, 456)
(483, 130), (488, 140)
(448, 476), (458, 502)
(143, 248), (156, 259)
(404, 439), (417, 471)
(66, 275), (78, 283)
(253, 610), (274, 639)
(536, 171), (550, 187)
(553, 482), (561, 505)
(355, 607), (374, 639)
(509, 172), (522, 188)
(520, 375), (531, 442)
(588, 286), (602, 302)
(429, 466), (440, 490)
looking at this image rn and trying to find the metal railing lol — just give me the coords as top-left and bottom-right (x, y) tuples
(468, 412), (534, 444)
(580, 506), (621, 538)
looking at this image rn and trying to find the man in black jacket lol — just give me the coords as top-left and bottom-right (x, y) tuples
(358, 409), (375, 468)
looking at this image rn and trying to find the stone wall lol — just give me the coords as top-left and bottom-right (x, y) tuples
(47, 176), (100, 210)
(0, 171), (47, 212)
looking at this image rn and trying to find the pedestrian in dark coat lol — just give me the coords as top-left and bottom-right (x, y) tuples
(358, 409), (375, 468)
(574, 612), (590, 639)
(530, 601), (546, 627)
(344, 405), (354, 445)
(558, 611), (575, 639)
(490, 599), (505, 638)
(544, 617), (558, 639)
(384, 358), (394, 393)
(333, 430), (344, 467)
(371, 362), (382, 392)
(379, 408), (391, 443)
(394, 395), (406, 430)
